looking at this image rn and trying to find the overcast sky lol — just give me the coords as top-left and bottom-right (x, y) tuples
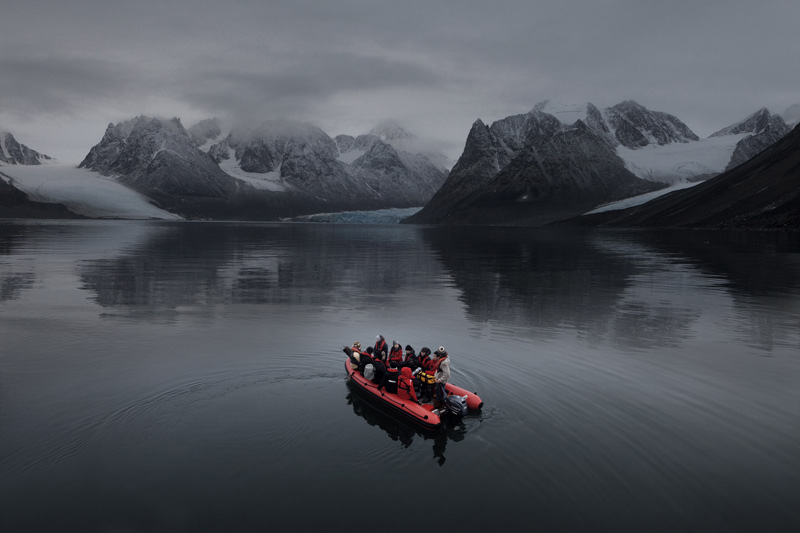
(1, 0), (798, 162)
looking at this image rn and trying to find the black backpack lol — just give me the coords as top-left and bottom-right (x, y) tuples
(383, 368), (399, 393)
(372, 360), (386, 384)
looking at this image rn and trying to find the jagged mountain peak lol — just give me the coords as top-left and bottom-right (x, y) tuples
(78, 114), (239, 200)
(603, 100), (699, 148)
(369, 120), (414, 142)
(708, 108), (791, 170)
(84, 116), (194, 165)
(0, 131), (51, 165)
(710, 108), (785, 137)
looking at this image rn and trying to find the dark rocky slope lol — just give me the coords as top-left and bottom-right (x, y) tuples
(572, 124), (800, 229)
(405, 111), (663, 225)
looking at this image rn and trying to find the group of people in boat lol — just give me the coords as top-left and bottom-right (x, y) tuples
(344, 334), (451, 409)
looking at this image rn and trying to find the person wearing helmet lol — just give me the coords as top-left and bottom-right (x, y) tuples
(432, 346), (450, 409)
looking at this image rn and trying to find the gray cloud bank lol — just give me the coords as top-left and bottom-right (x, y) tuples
(1, 0), (798, 161)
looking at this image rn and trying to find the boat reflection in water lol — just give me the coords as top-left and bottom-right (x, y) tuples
(344, 387), (472, 466)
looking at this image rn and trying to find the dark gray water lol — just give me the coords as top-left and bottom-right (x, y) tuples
(1, 220), (798, 532)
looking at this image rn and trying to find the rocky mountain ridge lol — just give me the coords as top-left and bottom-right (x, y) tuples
(2, 100), (797, 224)
(710, 108), (790, 170)
(79, 116), (243, 200)
(0, 131), (51, 165)
(404, 107), (665, 225)
(405, 100), (793, 226)
(70, 115), (447, 219)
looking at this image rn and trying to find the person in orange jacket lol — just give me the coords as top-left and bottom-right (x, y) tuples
(397, 366), (419, 403)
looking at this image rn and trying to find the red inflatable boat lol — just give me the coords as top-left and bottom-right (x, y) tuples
(345, 359), (483, 430)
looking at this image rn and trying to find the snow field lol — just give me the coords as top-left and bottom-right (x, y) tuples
(0, 161), (181, 219)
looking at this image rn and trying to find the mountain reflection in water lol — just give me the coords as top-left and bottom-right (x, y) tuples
(1, 220), (798, 532)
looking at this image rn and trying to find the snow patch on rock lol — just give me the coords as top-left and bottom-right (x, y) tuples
(585, 181), (702, 214)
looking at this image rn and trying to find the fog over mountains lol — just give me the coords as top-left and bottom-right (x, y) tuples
(72, 116), (446, 219)
(0, 101), (798, 226)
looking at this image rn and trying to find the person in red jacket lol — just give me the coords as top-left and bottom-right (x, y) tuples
(387, 340), (404, 367)
(397, 366), (419, 403)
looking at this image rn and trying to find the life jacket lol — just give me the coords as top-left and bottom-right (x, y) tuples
(397, 367), (418, 402)
(433, 354), (449, 383)
(419, 355), (433, 371)
(374, 339), (388, 358)
(427, 355), (448, 381)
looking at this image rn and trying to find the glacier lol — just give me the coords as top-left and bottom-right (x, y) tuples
(287, 207), (422, 224)
(585, 181), (702, 214)
(0, 161), (181, 219)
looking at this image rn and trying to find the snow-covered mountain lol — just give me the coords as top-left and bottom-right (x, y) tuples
(533, 100), (789, 183)
(0, 125), (178, 219)
(80, 116), (244, 200)
(710, 108), (790, 170)
(405, 100), (793, 226)
(210, 119), (351, 197)
(603, 100), (699, 147)
(405, 105), (664, 225)
(0, 131), (51, 165)
(333, 123), (447, 204)
(576, 123), (800, 229)
(206, 118), (447, 209)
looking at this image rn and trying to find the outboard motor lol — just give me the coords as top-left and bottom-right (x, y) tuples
(444, 394), (468, 417)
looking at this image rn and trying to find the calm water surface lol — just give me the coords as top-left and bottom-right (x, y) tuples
(1, 220), (798, 532)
